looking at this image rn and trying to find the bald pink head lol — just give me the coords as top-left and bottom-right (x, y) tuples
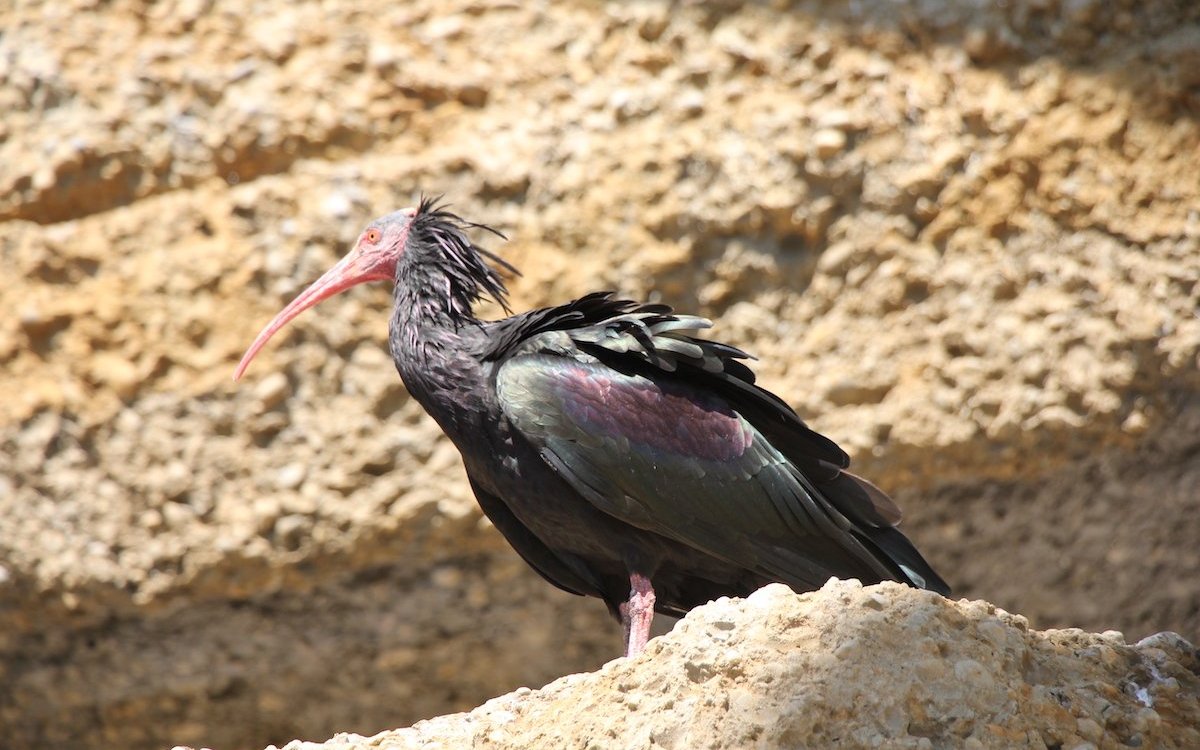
(233, 208), (417, 380)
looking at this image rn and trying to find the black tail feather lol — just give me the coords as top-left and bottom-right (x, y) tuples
(856, 525), (951, 596)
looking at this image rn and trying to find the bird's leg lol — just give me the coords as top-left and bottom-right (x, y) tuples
(620, 572), (656, 657)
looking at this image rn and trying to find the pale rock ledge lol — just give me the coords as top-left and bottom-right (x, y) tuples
(261, 580), (1199, 750)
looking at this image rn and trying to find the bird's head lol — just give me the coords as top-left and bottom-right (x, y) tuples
(233, 198), (511, 380)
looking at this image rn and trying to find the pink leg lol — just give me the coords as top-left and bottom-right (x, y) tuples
(620, 572), (656, 657)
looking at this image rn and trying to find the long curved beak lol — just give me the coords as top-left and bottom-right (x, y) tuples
(233, 248), (392, 380)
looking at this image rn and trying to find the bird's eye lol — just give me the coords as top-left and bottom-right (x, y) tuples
(365, 228), (381, 244)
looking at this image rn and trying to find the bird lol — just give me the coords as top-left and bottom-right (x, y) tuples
(234, 197), (950, 658)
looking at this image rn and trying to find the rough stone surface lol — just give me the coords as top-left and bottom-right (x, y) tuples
(2, 0), (1199, 748)
(270, 582), (1200, 750)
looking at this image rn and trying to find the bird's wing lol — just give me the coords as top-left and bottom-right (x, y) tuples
(492, 305), (947, 593)
(486, 294), (856, 475)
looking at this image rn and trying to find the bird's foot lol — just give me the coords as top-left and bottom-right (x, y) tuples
(621, 572), (656, 658)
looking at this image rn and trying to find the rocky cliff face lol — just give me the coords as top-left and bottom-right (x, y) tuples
(270, 582), (1200, 750)
(2, 0), (1198, 748)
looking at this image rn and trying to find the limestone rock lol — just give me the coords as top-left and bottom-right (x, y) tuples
(268, 582), (1200, 750)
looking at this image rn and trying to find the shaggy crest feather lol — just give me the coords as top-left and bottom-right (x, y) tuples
(410, 196), (517, 321)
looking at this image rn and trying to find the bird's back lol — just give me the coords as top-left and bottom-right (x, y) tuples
(469, 293), (949, 615)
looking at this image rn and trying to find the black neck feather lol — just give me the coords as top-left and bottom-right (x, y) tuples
(401, 197), (515, 328)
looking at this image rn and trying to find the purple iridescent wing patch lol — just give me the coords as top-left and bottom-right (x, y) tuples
(547, 365), (754, 463)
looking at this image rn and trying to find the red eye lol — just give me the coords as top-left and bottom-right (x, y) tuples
(365, 228), (381, 244)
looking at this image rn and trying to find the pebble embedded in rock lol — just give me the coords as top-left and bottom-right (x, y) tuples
(254, 372), (290, 410)
(812, 128), (847, 158)
(274, 463), (307, 490)
(272, 514), (309, 551)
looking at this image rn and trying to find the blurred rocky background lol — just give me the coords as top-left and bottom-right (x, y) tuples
(1, 0), (1197, 748)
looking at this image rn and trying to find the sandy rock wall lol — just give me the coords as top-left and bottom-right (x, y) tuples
(1, 0), (1198, 748)
(277, 582), (1200, 750)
